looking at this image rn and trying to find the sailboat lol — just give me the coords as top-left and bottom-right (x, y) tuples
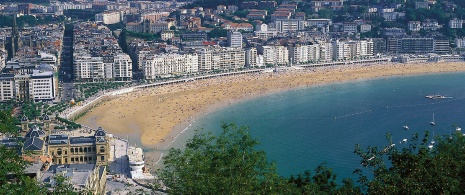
(429, 132), (435, 149)
(430, 113), (435, 126)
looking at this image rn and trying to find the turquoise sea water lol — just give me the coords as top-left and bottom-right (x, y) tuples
(166, 72), (465, 181)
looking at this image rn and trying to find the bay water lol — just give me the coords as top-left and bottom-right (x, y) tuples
(165, 72), (465, 182)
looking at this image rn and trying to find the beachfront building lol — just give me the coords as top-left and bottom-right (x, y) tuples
(47, 127), (110, 166)
(196, 46), (245, 71)
(331, 40), (374, 61)
(112, 53), (133, 80)
(245, 47), (262, 68)
(142, 53), (199, 79)
(73, 55), (107, 81)
(288, 44), (322, 64)
(258, 45), (289, 66)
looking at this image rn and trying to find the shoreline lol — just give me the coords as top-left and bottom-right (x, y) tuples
(76, 62), (465, 160)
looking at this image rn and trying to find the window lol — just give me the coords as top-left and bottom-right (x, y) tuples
(100, 156), (104, 161)
(57, 148), (62, 155)
(100, 146), (105, 153)
(79, 147), (83, 152)
(89, 157), (92, 161)
(71, 148), (74, 153)
(80, 156), (83, 162)
(84, 147), (88, 152)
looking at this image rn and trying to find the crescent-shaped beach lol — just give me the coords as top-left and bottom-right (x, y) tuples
(76, 62), (465, 164)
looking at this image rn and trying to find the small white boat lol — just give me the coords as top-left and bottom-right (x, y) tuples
(428, 144), (434, 149)
(402, 139), (408, 143)
(430, 114), (435, 126)
(403, 125), (409, 130)
(430, 131), (435, 145)
(456, 127), (461, 131)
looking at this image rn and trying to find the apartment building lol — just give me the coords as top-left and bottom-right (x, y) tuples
(73, 22), (132, 81)
(197, 46), (245, 71)
(275, 19), (305, 32)
(142, 53), (198, 79)
(245, 47), (260, 67)
(258, 45), (289, 66)
(228, 31), (243, 48)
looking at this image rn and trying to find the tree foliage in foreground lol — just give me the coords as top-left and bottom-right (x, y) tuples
(0, 110), (45, 194)
(158, 122), (465, 194)
(157, 123), (360, 194)
(355, 131), (465, 194)
(0, 110), (76, 195)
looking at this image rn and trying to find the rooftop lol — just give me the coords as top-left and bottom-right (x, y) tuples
(127, 146), (144, 162)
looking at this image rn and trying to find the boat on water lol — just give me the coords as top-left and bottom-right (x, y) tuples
(426, 94), (452, 99)
(430, 113), (435, 126)
(403, 125), (409, 130)
(456, 127), (462, 131)
(431, 132), (435, 145)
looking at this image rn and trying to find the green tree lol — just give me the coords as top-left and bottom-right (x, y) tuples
(207, 28), (228, 38)
(50, 175), (78, 195)
(157, 123), (293, 194)
(0, 110), (46, 194)
(355, 131), (465, 194)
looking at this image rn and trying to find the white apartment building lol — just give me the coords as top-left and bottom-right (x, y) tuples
(275, 19), (305, 32)
(449, 18), (463, 29)
(332, 40), (374, 60)
(95, 11), (121, 25)
(343, 23), (357, 34)
(254, 24), (278, 39)
(142, 53), (198, 79)
(408, 21), (421, 31)
(318, 42), (333, 61)
(455, 38), (465, 48)
(245, 48), (260, 68)
(0, 74), (15, 102)
(360, 40), (374, 56)
(260, 46), (289, 66)
(288, 44), (322, 64)
(113, 53), (132, 80)
(30, 70), (56, 101)
(74, 55), (106, 81)
(228, 31), (243, 48)
(197, 47), (245, 71)
(332, 40), (350, 60)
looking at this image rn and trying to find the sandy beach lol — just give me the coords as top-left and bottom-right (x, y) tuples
(77, 62), (465, 150)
